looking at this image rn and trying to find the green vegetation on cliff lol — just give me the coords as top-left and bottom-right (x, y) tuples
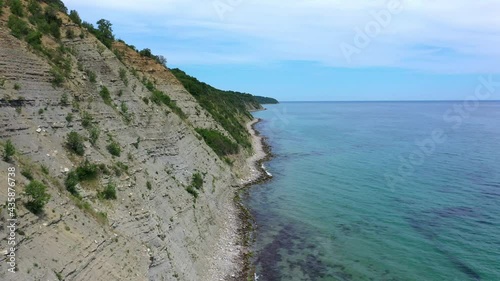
(195, 128), (239, 156)
(24, 180), (51, 214)
(254, 95), (279, 104)
(4, 0), (276, 158)
(172, 68), (256, 148)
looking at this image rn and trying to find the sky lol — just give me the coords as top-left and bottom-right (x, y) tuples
(64, 0), (500, 101)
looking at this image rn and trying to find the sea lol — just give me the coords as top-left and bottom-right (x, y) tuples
(246, 101), (500, 281)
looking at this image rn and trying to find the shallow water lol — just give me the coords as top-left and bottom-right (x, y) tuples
(247, 101), (500, 281)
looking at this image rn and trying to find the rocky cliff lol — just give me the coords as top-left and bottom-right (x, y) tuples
(0, 1), (265, 280)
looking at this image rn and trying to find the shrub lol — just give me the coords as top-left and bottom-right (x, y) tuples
(0, 0), (4, 16)
(186, 186), (198, 198)
(191, 173), (203, 190)
(98, 183), (116, 200)
(195, 128), (239, 156)
(85, 69), (96, 83)
(14, 83), (21, 90)
(7, 15), (30, 39)
(60, 93), (69, 106)
(66, 131), (85, 156)
(44, 4), (61, 39)
(50, 67), (65, 87)
(81, 111), (93, 128)
(65, 113), (73, 123)
(132, 137), (140, 149)
(88, 126), (100, 146)
(99, 86), (112, 106)
(120, 101), (128, 113)
(27, 0), (42, 17)
(26, 30), (42, 49)
(106, 141), (121, 157)
(115, 161), (128, 171)
(3, 140), (15, 162)
(24, 180), (51, 214)
(75, 160), (99, 181)
(9, 0), (24, 17)
(146, 181), (152, 190)
(65, 171), (79, 196)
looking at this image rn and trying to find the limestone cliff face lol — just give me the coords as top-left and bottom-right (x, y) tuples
(0, 4), (251, 280)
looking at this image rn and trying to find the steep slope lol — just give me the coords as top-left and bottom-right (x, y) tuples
(0, 1), (262, 280)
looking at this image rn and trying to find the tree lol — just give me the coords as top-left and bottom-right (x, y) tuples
(68, 10), (81, 25)
(156, 55), (167, 67)
(24, 180), (51, 214)
(139, 48), (152, 58)
(96, 19), (114, 48)
(3, 139), (15, 162)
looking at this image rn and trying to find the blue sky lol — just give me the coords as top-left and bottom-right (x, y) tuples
(65, 0), (500, 101)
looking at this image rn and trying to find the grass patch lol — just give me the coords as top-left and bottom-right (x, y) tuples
(119, 68), (128, 86)
(99, 86), (112, 106)
(3, 140), (16, 162)
(98, 182), (117, 200)
(191, 173), (203, 190)
(21, 168), (34, 180)
(41, 164), (49, 175)
(142, 79), (186, 119)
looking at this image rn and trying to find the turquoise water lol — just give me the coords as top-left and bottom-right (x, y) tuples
(247, 102), (500, 281)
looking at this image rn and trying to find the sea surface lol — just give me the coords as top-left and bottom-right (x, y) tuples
(247, 101), (500, 281)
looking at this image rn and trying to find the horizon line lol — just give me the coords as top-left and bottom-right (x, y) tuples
(276, 100), (500, 103)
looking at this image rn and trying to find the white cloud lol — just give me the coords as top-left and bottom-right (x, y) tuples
(65, 0), (500, 73)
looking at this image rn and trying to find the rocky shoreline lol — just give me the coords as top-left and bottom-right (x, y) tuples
(237, 118), (274, 280)
(199, 118), (273, 281)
